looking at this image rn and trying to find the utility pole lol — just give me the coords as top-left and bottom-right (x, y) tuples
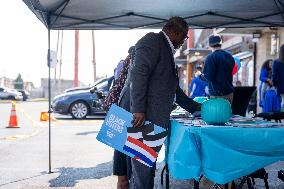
(92, 30), (96, 82)
(54, 30), (60, 94)
(74, 30), (79, 87)
(58, 31), (63, 93)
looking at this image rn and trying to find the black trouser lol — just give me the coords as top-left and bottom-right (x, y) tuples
(114, 88), (132, 179)
(113, 150), (132, 179)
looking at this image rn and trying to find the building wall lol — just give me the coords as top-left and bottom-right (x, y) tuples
(187, 29), (194, 95)
(178, 65), (188, 93)
(0, 77), (14, 88)
(194, 29), (213, 48)
(279, 28), (284, 46)
(186, 63), (193, 95)
(41, 78), (83, 98)
(0, 77), (35, 91)
(222, 36), (243, 50)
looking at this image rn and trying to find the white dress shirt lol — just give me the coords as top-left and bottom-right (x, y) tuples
(162, 31), (175, 55)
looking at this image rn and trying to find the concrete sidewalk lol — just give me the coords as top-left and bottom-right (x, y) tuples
(0, 102), (284, 189)
(1, 123), (284, 189)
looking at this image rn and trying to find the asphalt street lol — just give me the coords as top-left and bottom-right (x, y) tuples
(0, 101), (284, 189)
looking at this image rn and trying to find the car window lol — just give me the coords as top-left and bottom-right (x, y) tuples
(0, 88), (3, 92)
(108, 77), (114, 90)
(95, 80), (108, 91)
(90, 78), (107, 88)
(109, 79), (114, 90)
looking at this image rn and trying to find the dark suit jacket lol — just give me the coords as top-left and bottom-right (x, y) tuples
(119, 32), (199, 128)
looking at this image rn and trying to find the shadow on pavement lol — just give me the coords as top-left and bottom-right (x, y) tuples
(76, 131), (99, 135)
(49, 161), (112, 187)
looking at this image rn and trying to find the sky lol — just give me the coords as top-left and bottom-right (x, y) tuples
(0, 1), (159, 87)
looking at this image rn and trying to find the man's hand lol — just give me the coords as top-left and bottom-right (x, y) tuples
(132, 112), (145, 128)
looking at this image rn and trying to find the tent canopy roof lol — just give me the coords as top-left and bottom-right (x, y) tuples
(23, 0), (284, 30)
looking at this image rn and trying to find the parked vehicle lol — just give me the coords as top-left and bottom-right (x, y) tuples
(52, 76), (114, 119)
(64, 76), (114, 93)
(18, 90), (30, 101)
(0, 87), (23, 100)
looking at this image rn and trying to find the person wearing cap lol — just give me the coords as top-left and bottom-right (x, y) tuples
(202, 35), (235, 103)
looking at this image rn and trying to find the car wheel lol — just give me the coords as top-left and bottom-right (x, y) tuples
(70, 101), (89, 119)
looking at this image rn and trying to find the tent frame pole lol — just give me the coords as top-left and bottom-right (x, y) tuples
(47, 15), (53, 174)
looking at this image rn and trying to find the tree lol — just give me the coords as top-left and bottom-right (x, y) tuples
(14, 74), (24, 90)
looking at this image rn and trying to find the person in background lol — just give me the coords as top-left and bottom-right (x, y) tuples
(202, 35), (235, 104)
(118, 17), (201, 189)
(263, 85), (281, 112)
(103, 46), (135, 111)
(114, 59), (125, 83)
(103, 46), (135, 189)
(189, 66), (208, 99)
(272, 44), (284, 111)
(259, 59), (273, 109)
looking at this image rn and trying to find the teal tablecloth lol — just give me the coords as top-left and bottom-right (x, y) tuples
(167, 120), (284, 184)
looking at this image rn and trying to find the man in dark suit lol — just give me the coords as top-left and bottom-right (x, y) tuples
(117, 17), (201, 189)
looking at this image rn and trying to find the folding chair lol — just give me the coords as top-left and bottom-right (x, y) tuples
(236, 168), (269, 189)
(278, 170), (284, 182)
(256, 112), (284, 123)
(160, 122), (200, 189)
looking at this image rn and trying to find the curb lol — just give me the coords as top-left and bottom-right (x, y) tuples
(28, 98), (48, 102)
(0, 100), (18, 104)
(0, 98), (48, 103)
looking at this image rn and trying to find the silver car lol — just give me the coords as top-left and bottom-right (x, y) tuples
(0, 87), (23, 100)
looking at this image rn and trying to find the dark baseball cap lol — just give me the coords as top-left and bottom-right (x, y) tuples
(209, 35), (222, 47)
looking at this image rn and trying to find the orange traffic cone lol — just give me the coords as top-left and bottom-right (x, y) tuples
(7, 101), (20, 128)
(40, 112), (57, 121)
(40, 112), (49, 121)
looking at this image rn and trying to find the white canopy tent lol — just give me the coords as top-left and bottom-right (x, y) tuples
(23, 0), (284, 174)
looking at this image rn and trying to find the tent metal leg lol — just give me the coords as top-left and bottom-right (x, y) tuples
(224, 183), (229, 189)
(161, 164), (166, 185)
(47, 21), (53, 174)
(165, 164), (169, 189)
(193, 180), (199, 189)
